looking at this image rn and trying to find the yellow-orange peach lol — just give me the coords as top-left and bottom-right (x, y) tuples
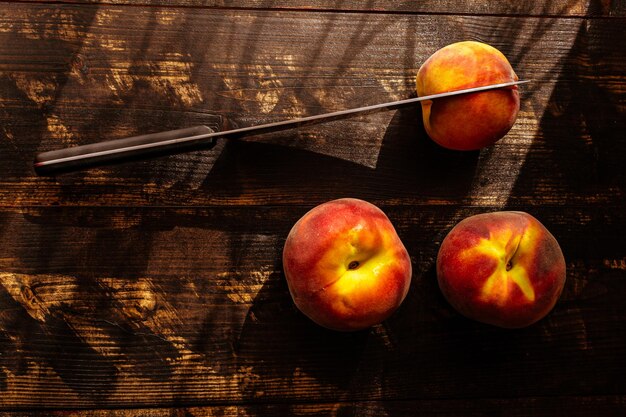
(283, 198), (412, 331)
(416, 41), (520, 150)
(436, 211), (566, 328)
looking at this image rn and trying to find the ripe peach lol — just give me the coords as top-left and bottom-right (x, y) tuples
(436, 211), (566, 328)
(283, 198), (412, 331)
(416, 41), (521, 150)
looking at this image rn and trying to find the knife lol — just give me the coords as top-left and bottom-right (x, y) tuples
(34, 80), (529, 175)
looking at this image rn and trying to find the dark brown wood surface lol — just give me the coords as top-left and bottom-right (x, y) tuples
(1, 1), (625, 415)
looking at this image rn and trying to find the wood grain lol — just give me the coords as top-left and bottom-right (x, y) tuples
(1, 397), (626, 416)
(0, 205), (625, 408)
(0, 0), (625, 414)
(11, 0), (626, 17)
(0, 4), (624, 208)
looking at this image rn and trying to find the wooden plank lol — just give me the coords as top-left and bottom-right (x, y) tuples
(1, 396), (626, 416)
(0, 2), (625, 412)
(0, 205), (624, 408)
(10, 0), (626, 18)
(1, 5), (624, 208)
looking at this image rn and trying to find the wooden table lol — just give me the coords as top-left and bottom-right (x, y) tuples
(1, 1), (625, 415)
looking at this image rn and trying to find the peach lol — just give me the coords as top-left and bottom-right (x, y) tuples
(283, 198), (412, 331)
(436, 211), (566, 328)
(416, 41), (520, 150)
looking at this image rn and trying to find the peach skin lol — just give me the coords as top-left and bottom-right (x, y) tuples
(437, 211), (566, 328)
(416, 41), (521, 150)
(283, 198), (412, 331)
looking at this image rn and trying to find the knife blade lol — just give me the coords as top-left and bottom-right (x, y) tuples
(34, 80), (529, 175)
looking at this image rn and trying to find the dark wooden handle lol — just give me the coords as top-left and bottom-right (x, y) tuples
(34, 125), (217, 175)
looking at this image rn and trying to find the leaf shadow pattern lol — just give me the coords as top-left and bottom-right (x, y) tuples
(1, 5), (104, 178)
(235, 269), (372, 399)
(0, 284), (118, 402)
(231, 99), (480, 401)
(44, 6), (229, 193)
(4, 0), (608, 407)
(216, 1), (597, 404)
(1, 214), (184, 403)
(506, 9), (626, 208)
(500, 9), (626, 394)
(378, 1), (620, 404)
(11, 35), (482, 405)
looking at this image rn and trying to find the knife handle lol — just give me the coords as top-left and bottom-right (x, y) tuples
(34, 125), (217, 175)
